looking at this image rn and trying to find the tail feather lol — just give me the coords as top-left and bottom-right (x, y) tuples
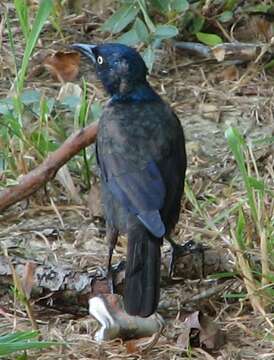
(124, 219), (161, 317)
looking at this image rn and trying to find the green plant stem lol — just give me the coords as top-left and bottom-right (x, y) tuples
(137, 0), (155, 33)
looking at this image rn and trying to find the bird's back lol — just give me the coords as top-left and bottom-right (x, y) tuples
(97, 97), (186, 235)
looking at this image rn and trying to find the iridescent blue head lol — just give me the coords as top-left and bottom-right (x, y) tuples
(71, 43), (157, 102)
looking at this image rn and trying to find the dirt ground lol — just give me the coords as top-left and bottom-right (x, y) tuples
(0, 2), (274, 359)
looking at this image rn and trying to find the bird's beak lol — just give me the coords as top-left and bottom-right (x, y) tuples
(70, 43), (97, 63)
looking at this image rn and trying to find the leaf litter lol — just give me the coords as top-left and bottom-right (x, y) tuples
(0, 1), (274, 359)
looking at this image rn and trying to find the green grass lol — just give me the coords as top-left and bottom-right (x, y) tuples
(0, 331), (58, 357)
(14, 0), (54, 94)
(184, 126), (273, 316)
(0, 1), (100, 192)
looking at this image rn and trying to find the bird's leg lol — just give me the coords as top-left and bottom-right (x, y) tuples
(166, 236), (198, 278)
(105, 225), (119, 293)
(166, 236), (181, 278)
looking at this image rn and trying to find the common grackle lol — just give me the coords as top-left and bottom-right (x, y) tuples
(71, 43), (187, 317)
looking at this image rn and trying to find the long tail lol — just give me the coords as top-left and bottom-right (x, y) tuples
(124, 219), (161, 317)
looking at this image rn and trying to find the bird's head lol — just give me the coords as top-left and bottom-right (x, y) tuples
(71, 43), (148, 97)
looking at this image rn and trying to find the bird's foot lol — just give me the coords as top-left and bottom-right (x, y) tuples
(106, 269), (115, 294)
(99, 261), (126, 294)
(168, 239), (202, 278)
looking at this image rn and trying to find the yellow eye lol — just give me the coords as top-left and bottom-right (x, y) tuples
(97, 56), (104, 65)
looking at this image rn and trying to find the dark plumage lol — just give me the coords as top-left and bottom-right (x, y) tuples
(71, 43), (187, 317)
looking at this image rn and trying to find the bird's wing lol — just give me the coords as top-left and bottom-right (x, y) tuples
(99, 152), (166, 238)
(96, 100), (181, 238)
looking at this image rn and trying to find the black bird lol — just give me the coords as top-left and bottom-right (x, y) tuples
(71, 43), (187, 317)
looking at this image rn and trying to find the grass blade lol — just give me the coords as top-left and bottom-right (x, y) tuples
(14, 0), (30, 41)
(225, 127), (258, 223)
(16, 0), (53, 92)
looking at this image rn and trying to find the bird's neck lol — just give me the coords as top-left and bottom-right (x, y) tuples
(110, 82), (160, 104)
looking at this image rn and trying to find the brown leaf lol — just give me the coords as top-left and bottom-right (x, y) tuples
(88, 181), (103, 218)
(22, 261), (37, 300)
(175, 311), (201, 350)
(28, 64), (46, 79)
(183, 310), (202, 330)
(218, 65), (239, 82)
(254, 17), (273, 41)
(179, 311), (225, 350)
(126, 340), (139, 354)
(56, 164), (81, 204)
(212, 47), (225, 62)
(234, 15), (273, 43)
(176, 325), (191, 349)
(199, 313), (226, 350)
(43, 51), (80, 82)
(199, 103), (220, 121)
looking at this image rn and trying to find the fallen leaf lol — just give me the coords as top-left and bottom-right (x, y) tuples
(212, 47), (225, 62)
(28, 64), (46, 79)
(126, 340), (139, 354)
(178, 311), (226, 350)
(176, 324), (191, 349)
(88, 181), (103, 218)
(22, 261), (36, 300)
(199, 313), (226, 350)
(218, 65), (239, 81)
(199, 103), (220, 121)
(183, 310), (201, 330)
(57, 82), (82, 103)
(253, 16), (273, 42)
(56, 164), (81, 204)
(43, 51), (80, 82)
(235, 15), (273, 42)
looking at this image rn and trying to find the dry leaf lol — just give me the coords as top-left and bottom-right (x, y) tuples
(88, 181), (103, 217)
(179, 311), (225, 350)
(28, 64), (46, 79)
(218, 65), (239, 82)
(199, 313), (226, 350)
(235, 15), (273, 42)
(183, 310), (202, 330)
(176, 324), (191, 349)
(253, 16), (272, 41)
(212, 47), (225, 62)
(56, 164), (81, 204)
(43, 51), (80, 82)
(22, 261), (36, 300)
(126, 340), (139, 354)
(199, 103), (220, 121)
(57, 82), (82, 102)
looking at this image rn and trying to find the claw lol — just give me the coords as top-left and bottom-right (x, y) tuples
(104, 226), (119, 293)
(106, 271), (114, 293)
(167, 238), (206, 278)
(105, 260), (126, 294)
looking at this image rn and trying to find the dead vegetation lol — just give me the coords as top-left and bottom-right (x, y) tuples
(0, 1), (274, 359)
